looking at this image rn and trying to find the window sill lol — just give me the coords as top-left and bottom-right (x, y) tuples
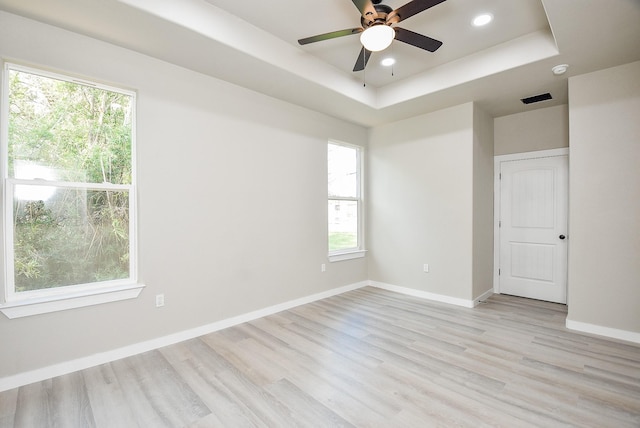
(328, 250), (367, 262)
(0, 283), (146, 319)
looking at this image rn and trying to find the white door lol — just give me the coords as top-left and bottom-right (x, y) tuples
(498, 155), (568, 304)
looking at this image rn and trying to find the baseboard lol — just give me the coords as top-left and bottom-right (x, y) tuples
(474, 288), (495, 306)
(369, 281), (484, 308)
(566, 319), (640, 344)
(0, 281), (368, 393)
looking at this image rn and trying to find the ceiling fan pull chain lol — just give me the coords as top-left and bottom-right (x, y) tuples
(363, 54), (367, 87)
(391, 43), (395, 77)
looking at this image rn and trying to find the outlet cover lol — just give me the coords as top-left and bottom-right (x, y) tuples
(155, 294), (165, 307)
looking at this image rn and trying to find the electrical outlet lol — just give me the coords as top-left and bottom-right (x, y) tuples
(321, 263), (326, 272)
(423, 264), (429, 273)
(155, 294), (165, 307)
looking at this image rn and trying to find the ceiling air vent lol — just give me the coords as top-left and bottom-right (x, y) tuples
(521, 93), (552, 104)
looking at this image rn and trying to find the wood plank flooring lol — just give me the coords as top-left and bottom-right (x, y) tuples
(1, 287), (639, 427)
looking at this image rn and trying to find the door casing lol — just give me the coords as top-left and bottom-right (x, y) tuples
(493, 148), (569, 302)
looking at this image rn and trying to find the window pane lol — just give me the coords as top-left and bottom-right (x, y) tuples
(8, 69), (133, 184)
(328, 200), (358, 251)
(13, 186), (130, 292)
(328, 143), (357, 197)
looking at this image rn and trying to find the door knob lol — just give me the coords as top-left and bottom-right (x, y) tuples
(559, 235), (566, 240)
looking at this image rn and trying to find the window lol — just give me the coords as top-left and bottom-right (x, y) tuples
(328, 141), (365, 261)
(1, 63), (143, 318)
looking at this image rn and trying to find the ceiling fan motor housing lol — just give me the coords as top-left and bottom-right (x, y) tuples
(361, 4), (395, 29)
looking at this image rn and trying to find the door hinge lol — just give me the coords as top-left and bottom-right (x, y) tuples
(499, 173), (502, 179)
(499, 220), (501, 227)
(498, 269), (501, 275)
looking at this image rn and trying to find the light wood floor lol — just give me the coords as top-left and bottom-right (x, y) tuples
(1, 287), (639, 427)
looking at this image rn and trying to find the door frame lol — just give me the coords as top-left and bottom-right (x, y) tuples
(493, 148), (569, 296)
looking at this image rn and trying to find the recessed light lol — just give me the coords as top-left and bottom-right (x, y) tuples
(472, 13), (493, 27)
(552, 64), (569, 75)
(381, 57), (396, 67)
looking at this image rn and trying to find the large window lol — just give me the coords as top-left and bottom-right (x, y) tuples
(1, 63), (142, 317)
(328, 141), (364, 260)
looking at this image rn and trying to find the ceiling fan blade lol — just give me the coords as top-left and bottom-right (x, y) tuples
(388, 0), (446, 24)
(353, 47), (372, 72)
(351, 0), (378, 19)
(394, 27), (443, 52)
(298, 28), (363, 45)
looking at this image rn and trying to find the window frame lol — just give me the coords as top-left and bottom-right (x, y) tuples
(0, 62), (144, 319)
(327, 140), (366, 262)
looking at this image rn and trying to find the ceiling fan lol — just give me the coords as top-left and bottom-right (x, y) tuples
(298, 0), (446, 72)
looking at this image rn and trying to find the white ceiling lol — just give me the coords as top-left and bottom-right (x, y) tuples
(1, 0), (639, 127)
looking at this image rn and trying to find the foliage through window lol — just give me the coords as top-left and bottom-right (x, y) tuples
(328, 142), (362, 254)
(2, 64), (136, 300)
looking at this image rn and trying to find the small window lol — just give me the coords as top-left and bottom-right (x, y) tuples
(328, 142), (364, 260)
(1, 63), (142, 317)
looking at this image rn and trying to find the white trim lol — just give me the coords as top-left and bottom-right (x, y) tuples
(0, 283), (145, 319)
(566, 319), (640, 344)
(6, 62), (137, 97)
(493, 148), (570, 294)
(0, 281), (368, 392)
(328, 140), (366, 259)
(7, 178), (131, 191)
(369, 281), (485, 308)
(474, 288), (495, 306)
(1, 62), (139, 309)
(328, 249), (367, 262)
(494, 147), (569, 163)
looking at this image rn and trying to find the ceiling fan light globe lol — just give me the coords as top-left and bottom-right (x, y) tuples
(360, 25), (395, 52)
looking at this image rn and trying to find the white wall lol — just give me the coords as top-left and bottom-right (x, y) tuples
(0, 12), (368, 379)
(567, 61), (640, 336)
(472, 105), (494, 298)
(367, 102), (493, 302)
(494, 104), (568, 155)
